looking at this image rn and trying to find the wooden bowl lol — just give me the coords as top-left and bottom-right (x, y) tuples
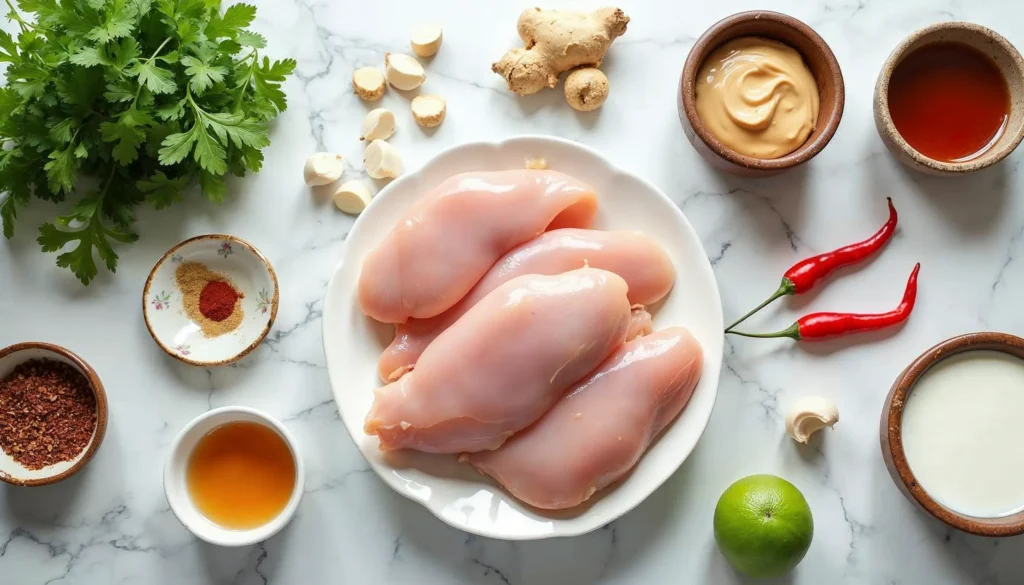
(678, 11), (845, 177)
(880, 332), (1024, 536)
(873, 22), (1024, 175)
(0, 342), (108, 487)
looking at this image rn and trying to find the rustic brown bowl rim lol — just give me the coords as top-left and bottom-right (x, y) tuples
(883, 332), (1024, 536)
(680, 10), (845, 171)
(142, 234), (280, 367)
(875, 21), (1024, 174)
(0, 342), (108, 487)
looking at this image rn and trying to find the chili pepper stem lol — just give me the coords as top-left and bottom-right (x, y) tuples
(724, 279), (795, 333)
(725, 323), (801, 340)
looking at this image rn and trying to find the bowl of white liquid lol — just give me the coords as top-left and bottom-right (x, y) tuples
(882, 332), (1024, 536)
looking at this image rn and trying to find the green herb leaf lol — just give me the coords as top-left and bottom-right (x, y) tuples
(100, 120), (145, 164)
(252, 57), (295, 113)
(205, 3), (256, 39)
(181, 54), (227, 94)
(126, 59), (177, 94)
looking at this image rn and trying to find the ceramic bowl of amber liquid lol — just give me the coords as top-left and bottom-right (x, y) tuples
(678, 11), (845, 177)
(143, 234), (280, 367)
(0, 342), (108, 487)
(874, 22), (1024, 175)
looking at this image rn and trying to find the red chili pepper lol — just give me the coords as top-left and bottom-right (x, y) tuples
(727, 263), (919, 341)
(725, 198), (898, 332)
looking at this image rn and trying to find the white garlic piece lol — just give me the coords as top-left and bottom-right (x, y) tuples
(410, 23), (443, 57)
(332, 180), (373, 215)
(303, 152), (344, 186)
(364, 139), (402, 179)
(411, 95), (446, 128)
(352, 67), (386, 101)
(785, 396), (839, 444)
(360, 108), (396, 141)
(384, 53), (426, 91)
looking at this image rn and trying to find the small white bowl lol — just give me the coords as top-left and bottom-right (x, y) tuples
(143, 235), (280, 366)
(321, 135), (724, 539)
(0, 342), (107, 487)
(163, 406), (304, 547)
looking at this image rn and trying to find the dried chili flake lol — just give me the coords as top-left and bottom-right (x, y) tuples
(0, 359), (96, 470)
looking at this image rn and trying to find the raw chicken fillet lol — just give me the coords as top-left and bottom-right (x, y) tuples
(364, 267), (632, 453)
(377, 228), (675, 381)
(464, 327), (704, 509)
(358, 170), (598, 324)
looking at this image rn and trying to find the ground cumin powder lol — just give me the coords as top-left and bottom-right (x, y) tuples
(175, 262), (245, 337)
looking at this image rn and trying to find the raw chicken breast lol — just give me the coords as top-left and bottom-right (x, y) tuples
(626, 306), (653, 341)
(358, 170), (598, 324)
(377, 228), (674, 381)
(364, 267), (632, 453)
(463, 327), (703, 510)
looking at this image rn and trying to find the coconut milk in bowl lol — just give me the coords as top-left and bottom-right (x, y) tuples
(882, 333), (1024, 536)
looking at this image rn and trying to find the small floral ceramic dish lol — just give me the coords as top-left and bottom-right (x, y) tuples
(143, 235), (279, 366)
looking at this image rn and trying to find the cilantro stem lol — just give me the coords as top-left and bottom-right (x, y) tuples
(145, 38), (173, 63)
(233, 50), (259, 112)
(4, 0), (33, 33)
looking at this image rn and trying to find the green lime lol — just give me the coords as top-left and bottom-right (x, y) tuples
(713, 474), (813, 578)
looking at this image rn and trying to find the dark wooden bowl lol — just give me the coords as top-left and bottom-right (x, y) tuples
(880, 332), (1024, 536)
(678, 11), (845, 177)
(0, 342), (108, 487)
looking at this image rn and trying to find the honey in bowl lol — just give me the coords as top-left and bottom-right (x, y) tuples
(186, 421), (296, 530)
(887, 42), (1010, 162)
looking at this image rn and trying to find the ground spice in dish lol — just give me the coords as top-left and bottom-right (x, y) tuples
(0, 359), (96, 470)
(199, 281), (240, 322)
(175, 262), (245, 337)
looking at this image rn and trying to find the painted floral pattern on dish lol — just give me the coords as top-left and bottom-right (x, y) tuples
(256, 289), (271, 314)
(170, 254), (184, 263)
(151, 291), (171, 310)
(217, 242), (234, 258)
(172, 343), (191, 356)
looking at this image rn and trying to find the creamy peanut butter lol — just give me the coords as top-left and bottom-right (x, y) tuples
(695, 37), (820, 159)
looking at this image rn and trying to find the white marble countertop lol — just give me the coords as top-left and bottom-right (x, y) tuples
(2, 0), (1024, 583)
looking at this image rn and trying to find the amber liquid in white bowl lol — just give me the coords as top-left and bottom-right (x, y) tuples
(902, 350), (1024, 518)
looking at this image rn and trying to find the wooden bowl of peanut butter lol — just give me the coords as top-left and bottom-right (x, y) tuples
(679, 11), (845, 177)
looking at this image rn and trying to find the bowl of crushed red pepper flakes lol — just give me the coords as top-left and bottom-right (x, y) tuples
(0, 342), (108, 486)
(143, 235), (280, 367)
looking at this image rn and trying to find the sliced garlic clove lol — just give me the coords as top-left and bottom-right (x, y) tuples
(364, 139), (402, 179)
(353, 67), (386, 101)
(410, 23), (443, 58)
(384, 53), (426, 91)
(411, 94), (446, 128)
(303, 152), (344, 186)
(332, 180), (373, 215)
(360, 108), (396, 141)
(785, 395), (839, 444)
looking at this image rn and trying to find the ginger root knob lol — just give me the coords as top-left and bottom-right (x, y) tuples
(491, 7), (629, 96)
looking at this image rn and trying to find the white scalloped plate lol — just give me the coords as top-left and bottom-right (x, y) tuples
(322, 136), (723, 540)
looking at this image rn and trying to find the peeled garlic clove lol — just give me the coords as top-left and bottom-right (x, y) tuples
(364, 139), (402, 179)
(785, 396), (839, 444)
(411, 94), (446, 128)
(303, 152), (344, 186)
(384, 53), (426, 91)
(353, 67), (386, 101)
(361, 108), (396, 141)
(333, 180), (373, 214)
(410, 23), (443, 58)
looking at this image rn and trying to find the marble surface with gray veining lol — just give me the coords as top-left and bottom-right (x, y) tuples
(2, 0), (1024, 583)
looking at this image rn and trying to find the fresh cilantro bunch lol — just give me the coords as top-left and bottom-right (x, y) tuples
(0, 0), (296, 284)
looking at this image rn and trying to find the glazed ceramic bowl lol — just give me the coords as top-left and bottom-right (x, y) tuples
(164, 406), (304, 546)
(874, 22), (1024, 175)
(322, 135), (724, 540)
(0, 342), (107, 487)
(143, 235), (279, 366)
(679, 11), (845, 176)
(881, 332), (1024, 536)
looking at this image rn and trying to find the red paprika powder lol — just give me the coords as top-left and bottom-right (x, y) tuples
(199, 280), (240, 322)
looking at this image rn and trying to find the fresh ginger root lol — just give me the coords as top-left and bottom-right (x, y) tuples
(492, 7), (629, 96)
